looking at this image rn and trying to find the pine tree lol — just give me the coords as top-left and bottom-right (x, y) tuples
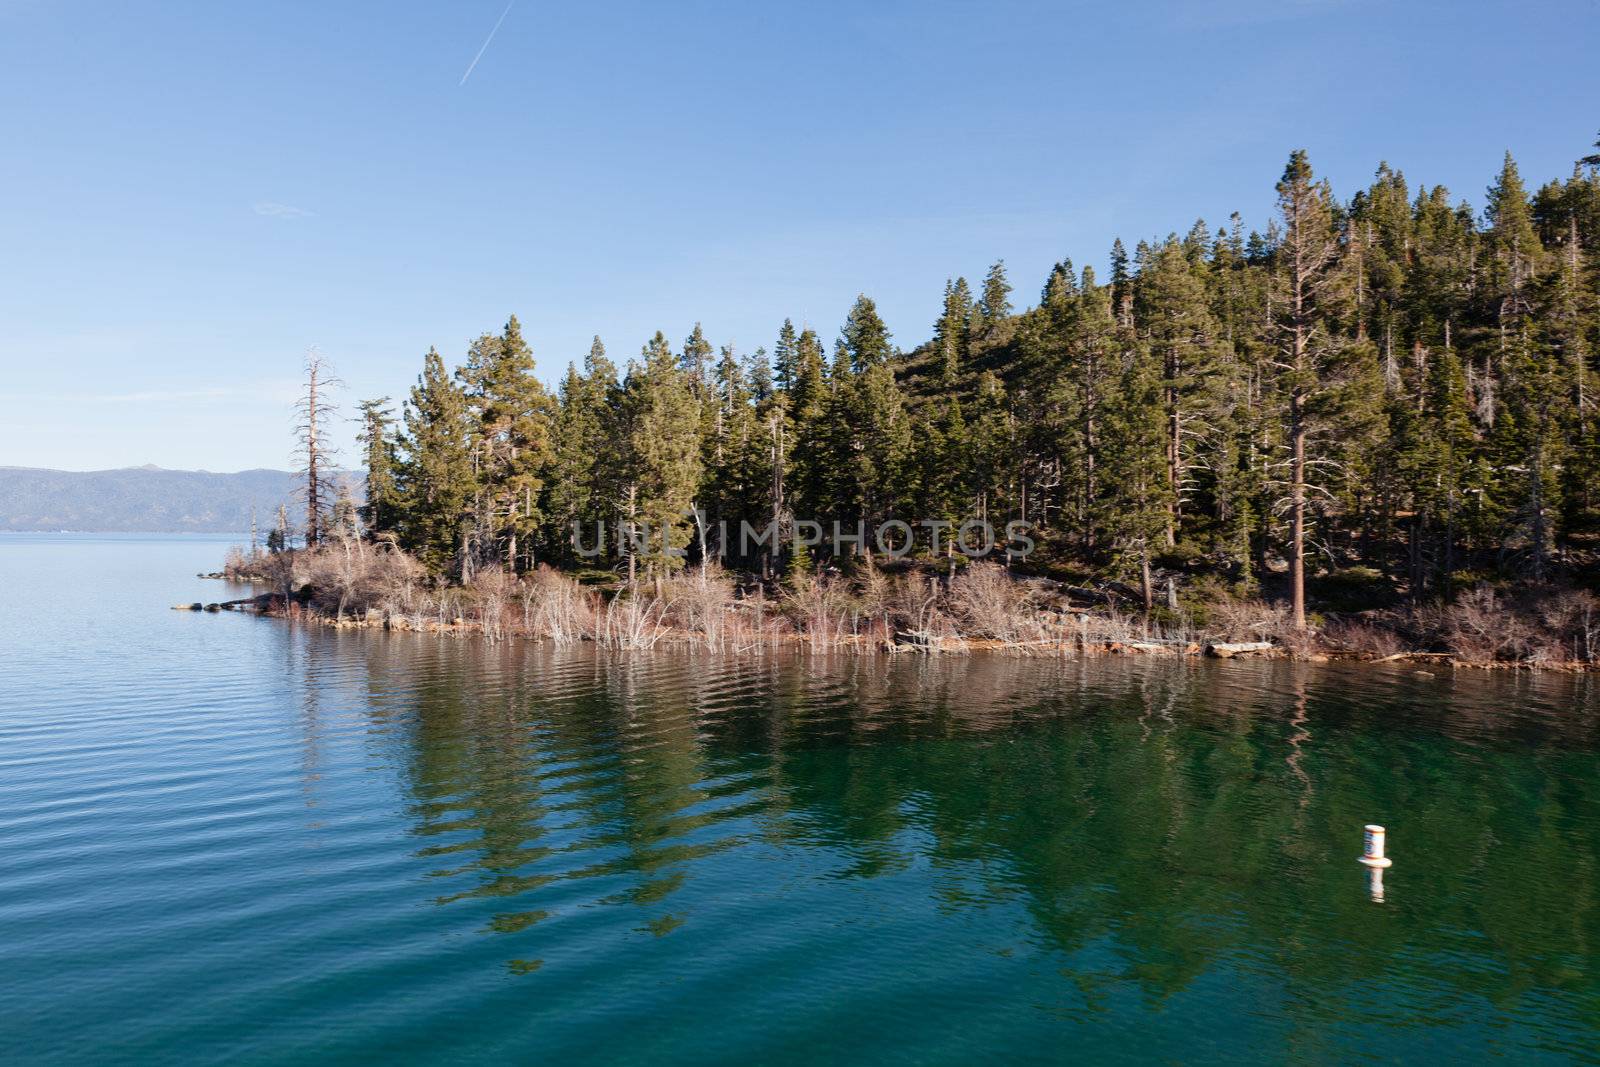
(834, 298), (909, 534)
(458, 315), (555, 571)
(787, 325), (836, 522)
(1535, 170), (1600, 520)
(1134, 238), (1224, 546)
(972, 260), (1013, 340)
(546, 337), (618, 565)
(747, 346), (774, 403)
(840, 295), (893, 372)
(1110, 238), (1134, 328)
(1064, 268), (1120, 546)
(915, 393), (968, 551)
(356, 397), (400, 535)
(750, 336), (791, 576)
(1487, 152), (1542, 318)
(704, 343), (766, 562)
(1406, 342), (1479, 589)
(1496, 327), (1567, 581)
(1349, 162), (1412, 376)
(398, 347), (476, 576)
(685, 324), (720, 487)
(846, 358), (912, 535)
(681, 322), (713, 387)
(1482, 152), (1543, 423)
(934, 278), (972, 384)
(967, 370), (1014, 528)
(619, 331), (702, 579)
(772, 318), (799, 394)
(1041, 259), (1078, 310)
(1101, 342), (1169, 611)
(1273, 150), (1342, 628)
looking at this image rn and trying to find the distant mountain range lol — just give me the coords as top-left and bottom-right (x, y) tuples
(0, 465), (358, 533)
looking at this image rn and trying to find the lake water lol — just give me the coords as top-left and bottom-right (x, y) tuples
(3, 534), (1600, 1064)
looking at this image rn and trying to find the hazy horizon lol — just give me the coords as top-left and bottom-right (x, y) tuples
(0, 463), (341, 476)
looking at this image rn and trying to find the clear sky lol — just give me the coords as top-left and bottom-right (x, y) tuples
(2, 0), (1595, 472)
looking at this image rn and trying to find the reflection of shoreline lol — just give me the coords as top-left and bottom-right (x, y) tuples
(333, 635), (1600, 1018)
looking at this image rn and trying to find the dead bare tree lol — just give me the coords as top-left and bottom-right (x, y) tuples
(295, 349), (342, 547)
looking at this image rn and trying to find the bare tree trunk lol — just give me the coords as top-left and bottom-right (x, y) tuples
(1530, 443), (1548, 583)
(1282, 175), (1315, 632)
(1140, 542), (1153, 614)
(1291, 385), (1307, 629)
(623, 483), (638, 584)
(1083, 392), (1097, 550)
(305, 358), (322, 546)
(1287, 230), (1309, 630)
(1165, 351), (1180, 548)
(768, 414), (784, 580)
(296, 350), (340, 549)
(693, 501), (709, 580)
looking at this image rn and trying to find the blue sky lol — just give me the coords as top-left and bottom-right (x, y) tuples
(1, 0), (1595, 472)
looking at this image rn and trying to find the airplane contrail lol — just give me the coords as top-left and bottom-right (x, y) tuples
(459, 0), (515, 86)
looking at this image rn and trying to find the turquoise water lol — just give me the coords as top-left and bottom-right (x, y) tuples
(3, 534), (1599, 1064)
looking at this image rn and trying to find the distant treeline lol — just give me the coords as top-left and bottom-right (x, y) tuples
(336, 143), (1600, 624)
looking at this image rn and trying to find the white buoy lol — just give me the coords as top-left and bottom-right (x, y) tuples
(1358, 824), (1392, 868)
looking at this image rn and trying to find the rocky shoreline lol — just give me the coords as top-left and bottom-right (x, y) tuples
(171, 596), (1596, 672)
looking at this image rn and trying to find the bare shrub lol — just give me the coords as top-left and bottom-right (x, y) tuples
(517, 565), (594, 643)
(467, 567), (514, 642)
(433, 587), (464, 629)
(222, 545), (268, 580)
(662, 565), (737, 650)
(1440, 585), (1533, 662)
(890, 573), (953, 642)
(596, 582), (671, 650)
(1320, 617), (1406, 658)
(368, 543), (427, 618)
(1206, 597), (1293, 643)
(852, 560), (895, 642)
(230, 534), (1600, 669)
(1196, 595), (1324, 655)
(297, 537), (427, 623)
(305, 538), (368, 621)
(1537, 589), (1600, 664)
(262, 547), (301, 607)
(784, 573), (856, 651)
(729, 586), (786, 652)
(1070, 610), (1134, 648)
(948, 563), (1044, 643)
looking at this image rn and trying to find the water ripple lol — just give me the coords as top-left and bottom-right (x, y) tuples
(4, 537), (1600, 1064)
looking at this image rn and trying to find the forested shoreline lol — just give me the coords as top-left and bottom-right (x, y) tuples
(245, 143), (1600, 667)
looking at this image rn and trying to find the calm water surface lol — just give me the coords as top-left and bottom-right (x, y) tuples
(3, 534), (1600, 1064)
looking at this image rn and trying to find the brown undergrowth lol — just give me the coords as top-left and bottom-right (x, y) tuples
(219, 543), (1598, 670)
